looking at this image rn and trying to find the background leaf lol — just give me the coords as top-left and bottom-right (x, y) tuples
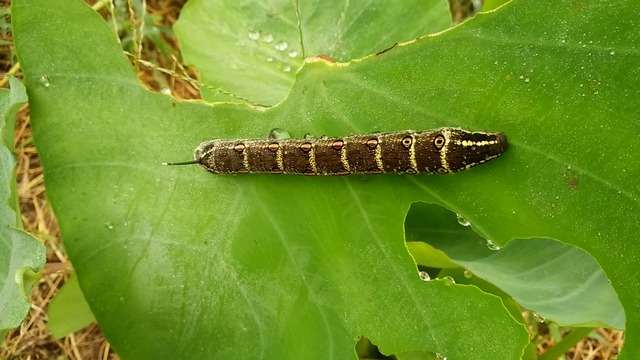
(406, 202), (625, 329)
(174, 0), (452, 105)
(47, 274), (96, 339)
(11, 0), (640, 358)
(0, 77), (46, 333)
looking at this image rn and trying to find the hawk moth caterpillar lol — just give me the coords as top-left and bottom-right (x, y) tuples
(164, 128), (508, 176)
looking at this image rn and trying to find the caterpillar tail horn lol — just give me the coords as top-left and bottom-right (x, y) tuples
(162, 160), (200, 166)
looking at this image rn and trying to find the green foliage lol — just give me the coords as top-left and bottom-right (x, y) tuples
(9, 0), (640, 359)
(47, 275), (96, 339)
(175, 0), (452, 105)
(406, 202), (624, 329)
(104, 0), (177, 61)
(0, 77), (46, 334)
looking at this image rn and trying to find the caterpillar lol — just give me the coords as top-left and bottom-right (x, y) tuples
(164, 128), (508, 175)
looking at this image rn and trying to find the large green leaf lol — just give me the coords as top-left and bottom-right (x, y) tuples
(12, 0), (640, 359)
(175, 0), (452, 105)
(0, 77), (46, 333)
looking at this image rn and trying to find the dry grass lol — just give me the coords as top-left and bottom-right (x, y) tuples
(0, 0), (625, 359)
(565, 328), (623, 359)
(528, 314), (623, 360)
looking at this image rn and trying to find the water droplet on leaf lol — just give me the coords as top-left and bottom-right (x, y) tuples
(486, 239), (501, 251)
(275, 41), (288, 51)
(248, 30), (260, 40)
(442, 276), (455, 286)
(456, 214), (471, 227)
(38, 75), (51, 88)
(269, 128), (291, 140)
(532, 312), (546, 323)
(419, 271), (431, 281)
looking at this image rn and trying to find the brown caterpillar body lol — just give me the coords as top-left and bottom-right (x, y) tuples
(178, 128), (507, 175)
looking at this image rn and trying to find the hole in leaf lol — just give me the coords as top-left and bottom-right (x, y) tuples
(404, 202), (625, 330)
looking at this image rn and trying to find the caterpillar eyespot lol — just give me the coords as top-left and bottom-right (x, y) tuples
(401, 136), (413, 149)
(163, 128), (508, 175)
(434, 135), (446, 149)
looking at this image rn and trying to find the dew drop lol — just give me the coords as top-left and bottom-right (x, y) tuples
(524, 77), (530, 83)
(288, 50), (298, 58)
(248, 30), (260, 41)
(419, 271), (431, 281)
(435, 353), (448, 360)
(266, 56), (274, 62)
(269, 128), (291, 140)
(262, 34), (274, 43)
(38, 75), (51, 88)
(609, 50), (615, 55)
(456, 214), (471, 227)
(442, 276), (455, 285)
(283, 66), (291, 72)
(463, 270), (473, 279)
(486, 239), (501, 251)
(274, 41), (288, 51)
(104, 222), (114, 230)
(532, 312), (546, 323)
